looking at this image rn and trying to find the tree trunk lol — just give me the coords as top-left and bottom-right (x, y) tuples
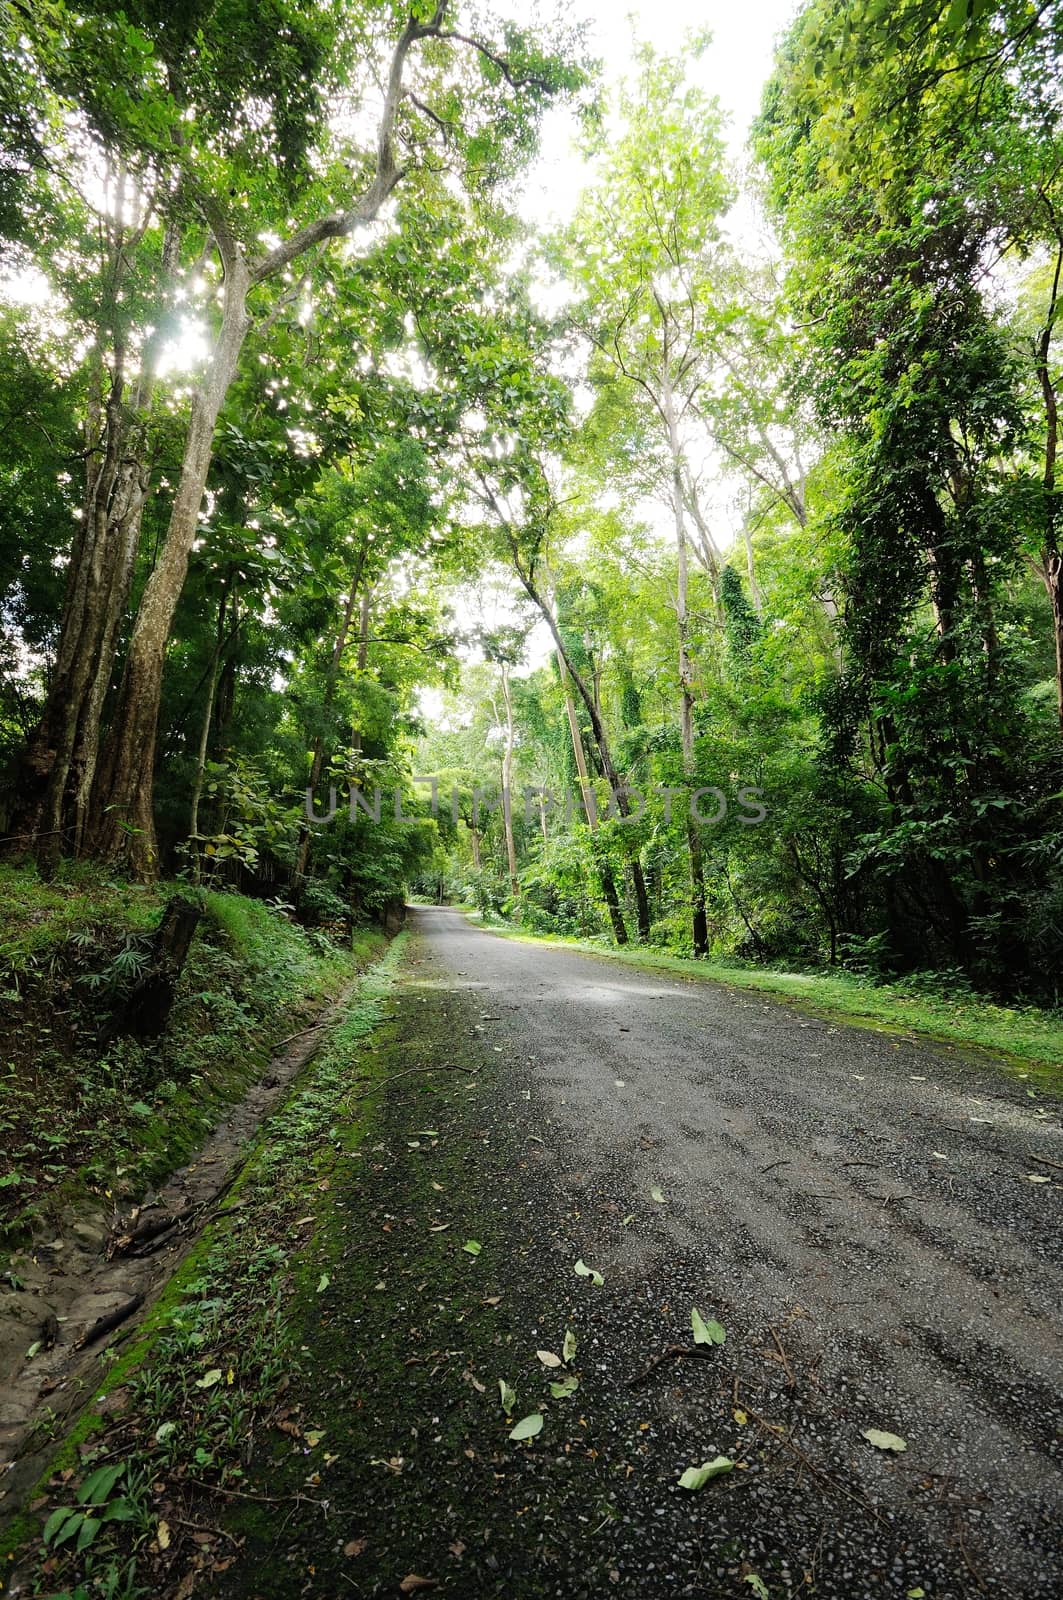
(110, 893), (202, 1040)
(293, 540), (371, 884)
(1036, 239), (1063, 732)
(90, 253), (252, 875)
(188, 579), (235, 875)
(557, 648), (628, 945)
(500, 662), (520, 905)
(10, 209), (180, 870)
(665, 375), (709, 956)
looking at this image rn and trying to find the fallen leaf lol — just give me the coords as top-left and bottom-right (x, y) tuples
(344, 1539), (367, 1558)
(549, 1376), (579, 1399)
(304, 1430), (324, 1447)
(157, 1519), (171, 1551)
(1026, 1174), (1052, 1184)
(499, 1379), (516, 1412)
(650, 1185), (666, 1203)
(562, 1328), (577, 1364)
(448, 1540), (465, 1559)
(678, 1456), (734, 1490)
(733, 1408), (748, 1425)
(195, 1369), (222, 1389)
(745, 1578), (770, 1599)
(537, 1349), (561, 1368)
(862, 1428), (907, 1452)
(509, 1413), (543, 1442)
(462, 1240), (481, 1256)
(574, 1258), (604, 1286)
(691, 1307), (726, 1346)
(906, 1589), (926, 1598)
(154, 1421), (176, 1443)
(398, 1577), (438, 1593)
(316, 1274), (329, 1294)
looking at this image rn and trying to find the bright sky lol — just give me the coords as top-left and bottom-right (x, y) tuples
(516, 0), (800, 228)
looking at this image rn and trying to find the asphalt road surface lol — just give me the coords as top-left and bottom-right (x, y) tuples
(218, 907), (1063, 1600)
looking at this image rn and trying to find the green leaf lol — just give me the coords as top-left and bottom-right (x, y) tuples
(154, 1421), (177, 1443)
(42, 1506), (76, 1546)
(562, 1327), (577, 1364)
(75, 1515), (101, 1552)
(462, 1239), (482, 1256)
(677, 1456), (734, 1490)
(100, 1499), (137, 1523)
(549, 1375), (579, 1398)
(691, 1307), (726, 1346)
(77, 1464), (124, 1506)
(574, 1258), (604, 1286)
(316, 1273), (330, 1293)
(499, 1379), (517, 1412)
(862, 1428), (907, 1452)
(52, 1510), (86, 1547)
(195, 1368), (223, 1389)
(745, 1578), (770, 1599)
(650, 1185), (666, 1203)
(508, 1413), (543, 1441)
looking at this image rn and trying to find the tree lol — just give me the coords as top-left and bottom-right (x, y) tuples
(6, 0), (584, 876)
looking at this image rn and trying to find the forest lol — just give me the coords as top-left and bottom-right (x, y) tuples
(1, 0), (1061, 1000)
(2, 5), (1063, 1599)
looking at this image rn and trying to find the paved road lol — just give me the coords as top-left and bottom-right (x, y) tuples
(222, 907), (1063, 1599)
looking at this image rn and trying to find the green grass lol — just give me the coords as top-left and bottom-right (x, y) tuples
(462, 913), (1063, 1085)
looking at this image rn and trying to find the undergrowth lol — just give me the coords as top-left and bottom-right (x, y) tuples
(0, 865), (358, 1250)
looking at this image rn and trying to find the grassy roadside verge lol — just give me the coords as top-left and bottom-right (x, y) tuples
(461, 913), (1063, 1085)
(0, 865), (361, 1253)
(0, 933), (407, 1600)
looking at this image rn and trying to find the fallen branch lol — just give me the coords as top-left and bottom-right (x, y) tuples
(769, 1326), (796, 1388)
(345, 1063), (477, 1102)
(271, 1019), (331, 1051)
(74, 1293), (144, 1350)
(1027, 1153), (1063, 1174)
(627, 1343), (715, 1388)
(109, 1209), (190, 1258)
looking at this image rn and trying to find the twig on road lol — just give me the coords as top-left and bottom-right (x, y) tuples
(345, 1063), (478, 1102)
(1027, 1154), (1063, 1173)
(761, 1160), (791, 1173)
(628, 1343), (715, 1388)
(769, 1326), (796, 1388)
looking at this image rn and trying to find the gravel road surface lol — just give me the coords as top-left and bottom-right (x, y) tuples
(216, 907), (1062, 1600)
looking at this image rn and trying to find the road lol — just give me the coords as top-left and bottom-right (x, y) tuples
(218, 907), (1063, 1600)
